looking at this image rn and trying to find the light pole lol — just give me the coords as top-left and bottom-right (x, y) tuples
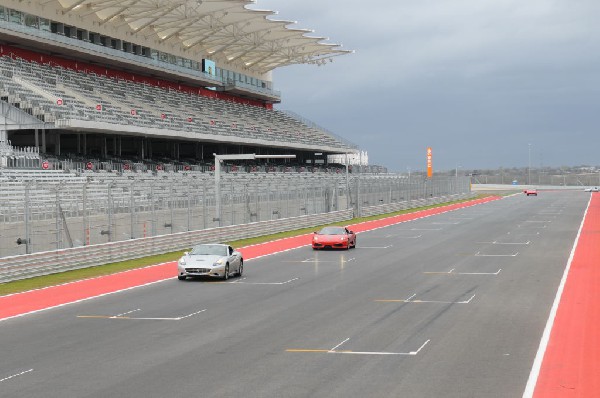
(407, 166), (411, 201)
(213, 153), (295, 226)
(345, 153), (350, 210)
(528, 143), (531, 185)
(455, 164), (462, 193)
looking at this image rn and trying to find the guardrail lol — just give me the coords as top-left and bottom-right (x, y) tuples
(0, 193), (478, 283)
(0, 209), (353, 283)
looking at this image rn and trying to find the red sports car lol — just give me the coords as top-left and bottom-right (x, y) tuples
(312, 226), (356, 250)
(524, 189), (538, 196)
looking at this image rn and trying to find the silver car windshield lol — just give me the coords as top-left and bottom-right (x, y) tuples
(190, 245), (228, 256)
(318, 227), (346, 235)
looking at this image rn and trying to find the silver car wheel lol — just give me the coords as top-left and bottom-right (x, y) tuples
(237, 260), (243, 277)
(223, 264), (229, 280)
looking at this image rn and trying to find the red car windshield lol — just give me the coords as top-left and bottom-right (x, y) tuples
(317, 227), (347, 235)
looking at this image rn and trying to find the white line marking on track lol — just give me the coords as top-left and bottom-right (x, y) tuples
(300, 258), (355, 263)
(508, 231), (540, 236)
(114, 309), (141, 317)
(288, 339), (431, 356)
(377, 294), (476, 304)
(518, 225), (547, 229)
(459, 270), (501, 276)
(477, 241), (530, 245)
(178, 309), (208, 319)
(360, 246), (392, 249)
(384, 234), (422, 238)
(336, 339), (431, 356)
(410, 339), (431, 355)
(522, 195), (592, 398)
(1, 276), (177, 323)
(0, 369), (34, 383)
(425, 269), (501, 276)
(475, 251), (519, 257)
(330, 338), (351, 352)
(78, 309), (207, 321)
(230, 277), (299, 285)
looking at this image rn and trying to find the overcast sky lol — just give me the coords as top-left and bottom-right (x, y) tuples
(253, 0), (600, 172)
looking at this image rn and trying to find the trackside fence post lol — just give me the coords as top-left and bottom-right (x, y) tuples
(0, 173), (472, 258)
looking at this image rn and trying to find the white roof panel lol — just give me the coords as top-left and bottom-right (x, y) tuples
(53, 0), (352, 72)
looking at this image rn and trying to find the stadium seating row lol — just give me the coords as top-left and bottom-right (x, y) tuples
(0, 56), (355, 153)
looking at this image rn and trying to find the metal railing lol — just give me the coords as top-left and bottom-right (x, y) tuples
(0, 210), (352, 283)
(0, 173), (471, 258)
(0, 184), (474, 283)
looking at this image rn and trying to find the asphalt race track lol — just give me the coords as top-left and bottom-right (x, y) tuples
(0, 191), (590, 398)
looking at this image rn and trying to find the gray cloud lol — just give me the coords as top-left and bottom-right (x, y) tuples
(255, 0), (600, 171)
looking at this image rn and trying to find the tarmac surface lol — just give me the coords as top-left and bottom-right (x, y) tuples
(0, 192), (592, 397)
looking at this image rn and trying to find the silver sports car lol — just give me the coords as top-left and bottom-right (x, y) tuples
(177, 244), (243, 281)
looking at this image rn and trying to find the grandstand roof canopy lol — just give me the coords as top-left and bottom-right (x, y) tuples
(53, 0), (352, 73)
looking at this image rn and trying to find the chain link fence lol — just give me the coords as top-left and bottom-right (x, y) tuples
(0, 171), (471, 258)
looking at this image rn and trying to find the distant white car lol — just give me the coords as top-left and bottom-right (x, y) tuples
(177, 244), (243, 281)
(584, 187), (599, 192)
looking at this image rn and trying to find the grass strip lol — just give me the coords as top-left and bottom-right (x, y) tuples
(0, 195), (488, 296)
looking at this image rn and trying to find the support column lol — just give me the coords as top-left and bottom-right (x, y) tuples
(41, 129), (46, 153)
(55, 132), (61, 156)
(34, 129), (39, 150)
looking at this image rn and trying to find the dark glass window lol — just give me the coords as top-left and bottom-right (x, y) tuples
(9, 9), (22, 24)
(24, 14), (38, 28)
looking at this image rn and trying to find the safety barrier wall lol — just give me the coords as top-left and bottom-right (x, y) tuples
(0, 209), (353, 283)
(0, 191), (477, 283)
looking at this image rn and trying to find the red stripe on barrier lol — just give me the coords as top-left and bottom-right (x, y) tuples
(0, 196), (499, 321)
(533, 193), (600, 397)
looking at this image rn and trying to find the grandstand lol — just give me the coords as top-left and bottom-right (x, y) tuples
(0, 0), (357, 171)
(0, 0), (449, 260)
